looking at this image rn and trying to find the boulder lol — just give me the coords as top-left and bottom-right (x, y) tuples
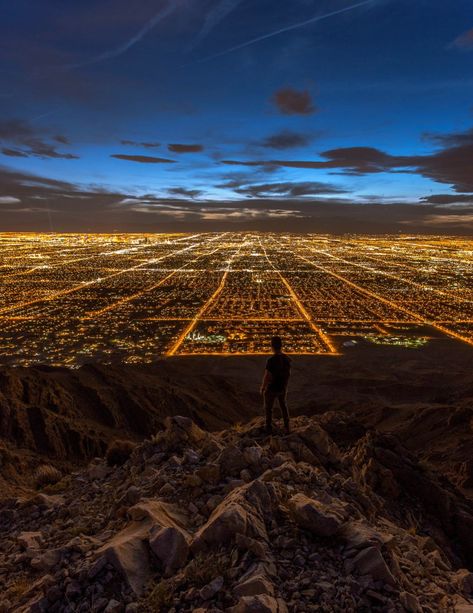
(98, 524), (152, 595)
(17, 531), (44, 552)
(192, 481), (272, 552)
(229, 595), (288, 613)
(149, 526), (189, 576)
(288, 494), (343, 537)
(217, 445), (247, 476)
(352, 546), (397, 586)
(454, 569), (473, 595)
(399, 591), (422, 613)
(234, 573), (275, 598)
(339, 521), (394, 550)
(199, 575), (224, 600)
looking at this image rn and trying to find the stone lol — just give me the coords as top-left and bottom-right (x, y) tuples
(18, 531), (44, 551)
(288, 494), (342, 537)
(149, 526), (189, 576)
(399, 591), (422, 612)
(193, 503), (247, 551)
(88, 463), (111, 481)
(229, 595), (288, 613)
(197, 463), (221, 484)
(243, 447), (263, 466)
(159, 482), (175, 496)
(104, 600), (124, 613)
(339, 522), (394, 550)
(454, 569), (473, 595)
(200, 576), (224, 600)
(234, 574), (275, 598)
(218, 445), (247, 475)
(352, 546), (397, 587)
(30, 548), (61, 571)
(97, 525), (152, 595)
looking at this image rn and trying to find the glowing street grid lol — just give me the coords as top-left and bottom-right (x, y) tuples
(0, 232), (472, 366)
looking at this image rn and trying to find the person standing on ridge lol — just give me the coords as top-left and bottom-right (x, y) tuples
(260, 336), (291, 435)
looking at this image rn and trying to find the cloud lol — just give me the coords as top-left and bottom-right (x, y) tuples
(0, 196), (21, 204)
(67, 1), (177, 68)
(188, 0), (374, 65)
(2, 148), (29, 158)
(257, 130), (312, 150)
(223, 126), (473, 192)
(272, 88), (317, 115)
(168, 144), (204, 153)
(235, 181), (346, 198)
(167, 187), (203, 199)
(1, 165), (472, 234)
(450, 28), (473, 51)
(120, 139), (161, 148)
(0, 118), (78, 159)
(110, 154), (176, 164)
(189, 0), (244, 51)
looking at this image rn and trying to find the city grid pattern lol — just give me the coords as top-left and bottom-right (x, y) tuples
(0, 232), (472, 366)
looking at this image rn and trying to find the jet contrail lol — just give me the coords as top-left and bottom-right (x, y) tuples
(69, 1), (178, 68)
(187, 0), (375, 65)
(188, 0), (244, 51)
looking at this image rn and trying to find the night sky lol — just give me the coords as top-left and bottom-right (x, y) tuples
(1, 0), (473, 233)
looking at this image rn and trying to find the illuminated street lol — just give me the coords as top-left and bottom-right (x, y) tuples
(0, 232), (472, 365)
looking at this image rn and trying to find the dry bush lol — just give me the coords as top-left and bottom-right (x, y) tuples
(106, 439), (136, 466)
(34, 464), (62, 488)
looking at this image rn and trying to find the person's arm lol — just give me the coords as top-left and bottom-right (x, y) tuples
(260, 369), (271, 394)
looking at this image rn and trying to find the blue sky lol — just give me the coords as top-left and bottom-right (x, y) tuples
(1, 0), (473, 232)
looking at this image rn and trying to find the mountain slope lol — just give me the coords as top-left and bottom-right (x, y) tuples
(1, 414), (472, 612)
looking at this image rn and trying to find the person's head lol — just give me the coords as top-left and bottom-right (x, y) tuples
(271, 336), (283, 353)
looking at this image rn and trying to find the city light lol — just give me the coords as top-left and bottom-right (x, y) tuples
(0, 232), (472, 366)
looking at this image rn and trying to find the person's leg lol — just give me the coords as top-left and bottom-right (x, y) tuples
(264, 391), (275, 434)
(278, 392), (290, 433)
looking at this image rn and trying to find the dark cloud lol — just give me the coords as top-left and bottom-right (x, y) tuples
(223, 127), (473, 193)
(450, 28), (473, 50)
(0, 119), (78, 159)
(2, 148), (29, 158)
(1, 165), (472, 235)
(120, 139), (161, 148)
(272, 88), (317, 115)
(420, 194), (473, 206)
(110, 154), (175, 164)
(257, 130), (312, 150)
(168, 144), (204, 153)
(423, 128), (473, 148)
(235, 181), (346, 198)
(54, 135), (69, 144)
(167, 187), (202, 199)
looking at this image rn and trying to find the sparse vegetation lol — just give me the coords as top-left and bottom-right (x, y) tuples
(106, 439), (136, 466)
(34, 464), (62, 488)
(183, 550), (229, 587)
(140, 578), (176, 612)
(5, 577), (30, 603)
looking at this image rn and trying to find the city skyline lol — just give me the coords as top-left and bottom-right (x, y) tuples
(1, 1), (473, 233)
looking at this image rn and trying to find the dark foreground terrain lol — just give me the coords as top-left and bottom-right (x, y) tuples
(1, 339), (473, 611)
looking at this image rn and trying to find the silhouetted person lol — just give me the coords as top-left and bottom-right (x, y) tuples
(260, 336), (291, 435)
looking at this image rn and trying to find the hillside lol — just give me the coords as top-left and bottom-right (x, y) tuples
(1, 413), (473, 612)
(0, 339), (472, 496)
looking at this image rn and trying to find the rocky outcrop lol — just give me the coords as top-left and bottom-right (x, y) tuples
(1, 414), (473, 612)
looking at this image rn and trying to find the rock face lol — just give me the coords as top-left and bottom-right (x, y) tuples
(1, 414), (473, 613)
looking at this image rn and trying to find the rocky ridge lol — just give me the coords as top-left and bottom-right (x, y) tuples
(1, 413), (473, 612)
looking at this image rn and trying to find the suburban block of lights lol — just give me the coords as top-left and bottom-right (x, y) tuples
(0, 232), (472, 366)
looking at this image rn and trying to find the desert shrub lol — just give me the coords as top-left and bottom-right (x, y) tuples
(5, 577), (30, 603)
(184, 550), (229, 587)
(34, 464), (62, 488)
(106, 439), (136, 466)
(140, 579), (176, 612)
